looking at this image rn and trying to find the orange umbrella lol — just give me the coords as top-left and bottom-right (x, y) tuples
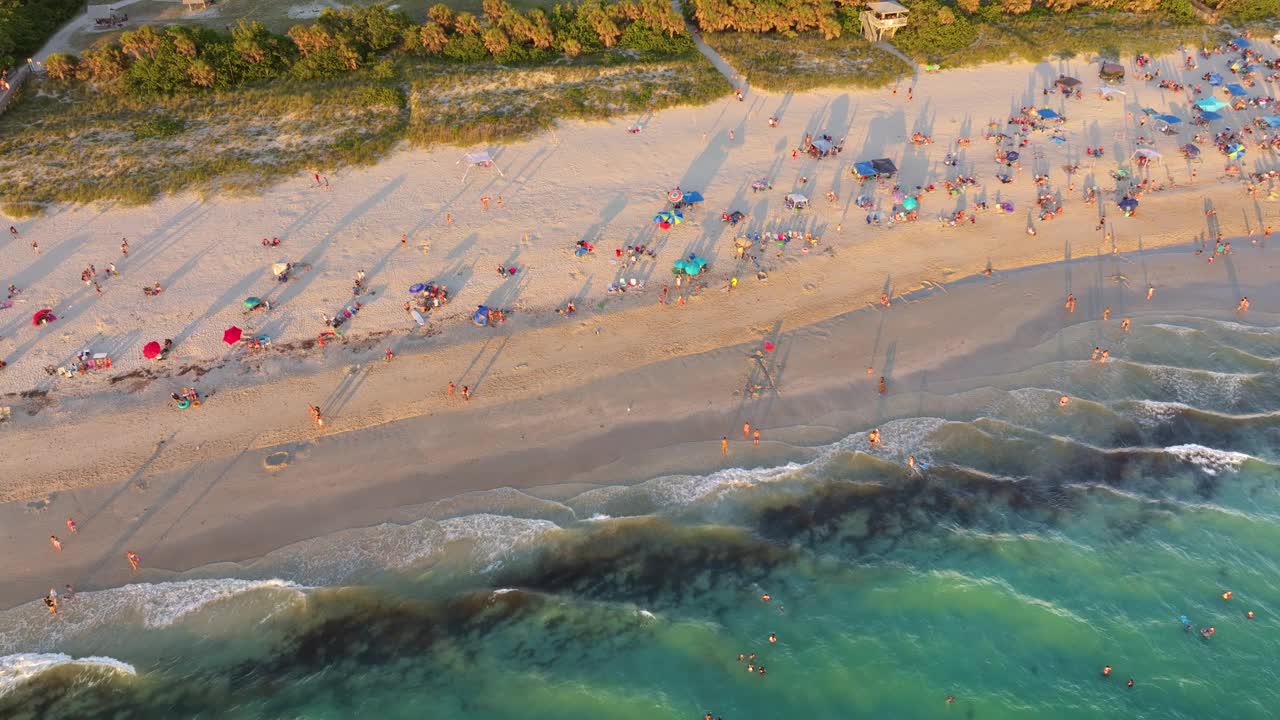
(142, 341), (162, 359)
(223, 326), (243, 345)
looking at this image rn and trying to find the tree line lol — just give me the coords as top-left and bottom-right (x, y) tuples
(1, 0), (84, 70)
(43, 0), (693, 95)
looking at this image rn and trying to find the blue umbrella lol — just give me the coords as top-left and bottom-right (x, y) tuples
(1207, 72), (1223, 86)
(1233, 37), (1251, 48)
(1154, 114), (1181, 124)
(1226, 83), (1247, 97)
(1036, 108), (1061, 120)
(1260, 116), (1280, 128)
(1119, 197), (1138, 211)
(1005, 151), (1020, 162)
(1227, 143), (1246, 159)
(903, 196), (919, 211)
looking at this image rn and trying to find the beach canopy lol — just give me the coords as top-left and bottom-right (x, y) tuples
(853, 161), (877, 177)
(902, 196), (919, 211)
(1198, 110), (1223, 121)
(31, 308), (55, 326)
(1100, 63), (1125, 80)
(1154, 114), (1181, 124)
(1195, 98), (1227, 112)
(786, 193), (809, 204)
(1119, 197), (1138, 211)
(681, 191), (704, 204)
(1260, 116), (1280, 128)
(1035, 108), (1061, 120)
(243, 297), (262, 310)
(472, 305), (490, 326)
(1056, 76), (1081, 89)
(461, 151), (493, 166)
(1226, 83), (1247, 97)
(1207, 72), (1223, 85)
(271, 262), (290, 277)
(1180, 143), (1200, 156)
(1098, 86), (1126, 96)
(142, 341), (162, 359)
(871, 158), (898, 175)
(1233, 37), (1250, 47)
(812, 138), (833, 153)
(223, 326), (243, 345)
(1132, 148), (1162, 160)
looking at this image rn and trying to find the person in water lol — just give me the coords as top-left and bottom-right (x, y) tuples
(1102, 665), (1112, 677)
(1127, 678), (1134, 688)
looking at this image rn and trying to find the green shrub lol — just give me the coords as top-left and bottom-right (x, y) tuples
(353, 84), (405, 108)
(133, 115), (186, 139)
(443, 34), (490, 62)
(619, 21), (696, 55)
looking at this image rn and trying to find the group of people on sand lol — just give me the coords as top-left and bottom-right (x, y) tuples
(41, 516), (141, 612)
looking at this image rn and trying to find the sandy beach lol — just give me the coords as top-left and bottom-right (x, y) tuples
(2, 50), (1278, 608)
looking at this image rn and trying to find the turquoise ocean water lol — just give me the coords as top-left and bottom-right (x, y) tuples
(3, 311), (1280, 719)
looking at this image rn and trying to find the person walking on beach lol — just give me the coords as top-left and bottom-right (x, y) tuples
(1065, 294), (1076, 313)
(1238, 297), (1250, 312)
(878, 376), (887, 395)
(1147, 284), (1154, 301)
(384, 347), (394, 362)
(49, 535), (62, 551)
(126, 551), (141, 571)
(121, 238), (129, 256)
(1102, 306), (1111, 321)
(722, 436), (729, 456)
(8, 225), (16, 238)
(1122, 318), (1131, 333)
(31, 238), (38, 254)
(743, 422), (751, 439)
(447, 382), (455, 397)
(462, 385), (471, 401)
(66, 518), (77, 534)
(753, 429), (761, 446)
(308, 405), (324, 427)
(401, 234), (407, 247)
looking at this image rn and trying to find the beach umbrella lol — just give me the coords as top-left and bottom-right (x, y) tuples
(1154, 114), (1181, 124)
(142, 341), (162, 359)
(409, 283), (425, 294)
(682, 191), (704, 204)
(31, 309), (55, 326)
(223, 326), (243, 345)
(1226, 83), (1247, 97)
(243, 297), (262, 310)
(1181, 144), (1201, 157)
(1207, 72), (1223, 86)
(1036, 108), (1061, 120)
(1005, 151), (1020, 162)
(1227, 143), (1246, 159)
(1119, 197), (1138, 211)
(903, 196), (919, 211)
(1233, 37), (1251, 48)
(892, 189), (905, 203)
(667, 188), (684, 204)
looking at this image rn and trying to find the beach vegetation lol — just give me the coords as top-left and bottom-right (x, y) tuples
(0, 0), (84, 69)
(702, 31), (912, 91)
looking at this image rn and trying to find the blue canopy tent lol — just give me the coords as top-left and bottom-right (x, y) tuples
(1226, 83), (1247, 97)
(472, 305), (490, 326)
(853, 161), (877, 178)
(1198, 110), (1224, 122)
(1195, 98), (1227, 112)
(681, 191), (704, 205)
(1207, 73), (1223, 86)
(1260, 116), (1280, 128)
(1154, 114), (1182, 124)
(1232, 37), (1251, 48)
(1036, 108), (1061, 120)
(1141, 107), (1158, 116)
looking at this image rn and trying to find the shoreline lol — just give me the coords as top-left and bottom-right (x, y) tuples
(3, 244), (1279, 610)
(3, 48), (1279, 610)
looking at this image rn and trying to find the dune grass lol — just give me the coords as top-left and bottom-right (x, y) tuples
(701, 31), (912, 92)
(0, 53), (727, 213)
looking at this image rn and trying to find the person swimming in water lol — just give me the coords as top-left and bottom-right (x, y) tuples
(1200, 626), (1216, 639)
(1127, 678), (1134, 688)
(1102, 665), (1112, 677)
(768, 633), (777, 644)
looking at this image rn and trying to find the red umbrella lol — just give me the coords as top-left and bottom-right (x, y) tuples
(223, 326), (243, 345)
(32, 309), (55, 326)
(142, 341), (162, 359)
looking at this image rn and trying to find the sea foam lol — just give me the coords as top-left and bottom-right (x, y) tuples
(0, 653), (136, 698)
(1165, 444), (1250, 476)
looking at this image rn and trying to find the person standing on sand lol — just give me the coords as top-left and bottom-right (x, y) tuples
(308, 405), (324, 427)
(462, 385), (471, 401)
(447, 382), (455, 397)
(1238, 297), (1250, 312)
(743, 422), (751, 439)
(722, 437), (729, 456)
(1147, 285), (1154, 301)
(1065, 294), (1076, 313)
(1103, 306), (1111, 321)
(1122, 318), (1131, 332)
(121, 238), (129, 256)
(384, 348), (394, 362)
(49, 535), (62, 551)
(753, 429), (761, 446)
(31, 238), (38, 254)
(8, 225), (16, 238)
(126, 551), (140, 571)
(401, 234), (407, 247)
(66, 518), (77, 534)
(879, 377), (887, 395)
